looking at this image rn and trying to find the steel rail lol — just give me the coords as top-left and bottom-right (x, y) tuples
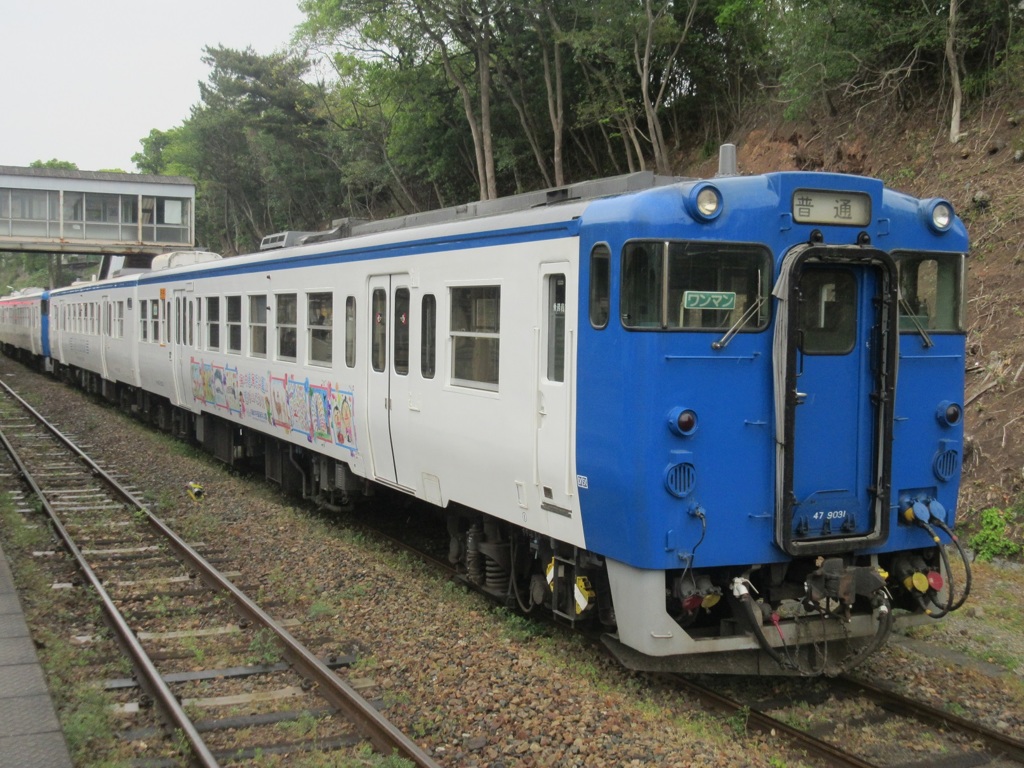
(0, 382), (441, 768)
(670, 674), (880, 768)
(838, 674), (1024, 764)
(0, 382), (221, 767)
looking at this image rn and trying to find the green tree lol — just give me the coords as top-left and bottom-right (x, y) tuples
(29, 159), (78, 170)
(132, 128), (188, 176)
(772, 0), (1021, 122)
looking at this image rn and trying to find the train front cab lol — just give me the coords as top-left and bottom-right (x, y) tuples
(574, 178), (969, 675)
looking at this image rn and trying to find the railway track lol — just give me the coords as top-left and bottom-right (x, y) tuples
(678, 668), (1024, 768)
(0, 379), (440, 767)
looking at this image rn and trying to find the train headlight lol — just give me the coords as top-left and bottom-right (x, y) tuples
(668, 407), (698, 436)
(936, 400), (962, 427)
(921, 198), (954, 233)
(687, 183), (722, 221)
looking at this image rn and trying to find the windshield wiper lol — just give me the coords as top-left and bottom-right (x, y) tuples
(898, 294), (933, 348)
(712, 293), (766, 350)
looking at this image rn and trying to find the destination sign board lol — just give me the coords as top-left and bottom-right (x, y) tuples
(792, 189), (871, 226)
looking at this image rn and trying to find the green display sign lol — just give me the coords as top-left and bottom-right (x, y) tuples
(683, 291), (736, 310)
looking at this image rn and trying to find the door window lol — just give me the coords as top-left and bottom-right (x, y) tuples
(345, 296), (357, 367)
(371, 289), (387, 373)
(421, 294), (436, 379)
(546, 274), (566, 383)
(394, 288), (410, 375)
(798, 268), (856, 355)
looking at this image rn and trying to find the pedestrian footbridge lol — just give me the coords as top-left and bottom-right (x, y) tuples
(0, 166), (195, 256)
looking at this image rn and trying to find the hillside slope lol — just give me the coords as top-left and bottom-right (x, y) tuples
(690, 105), (1024, 526)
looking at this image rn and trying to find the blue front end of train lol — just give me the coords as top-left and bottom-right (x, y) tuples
(573, 172), (968, 673)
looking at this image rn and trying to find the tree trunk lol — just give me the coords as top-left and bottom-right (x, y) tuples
(477, 33), (499, 200)
(540, 1), (567, 186)
(635, 0), (698, 175)
(946, 0), (962, 143)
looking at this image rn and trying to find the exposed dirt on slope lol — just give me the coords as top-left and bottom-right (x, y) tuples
(686, 100), (1024, 529)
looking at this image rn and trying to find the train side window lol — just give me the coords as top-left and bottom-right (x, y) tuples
(421, 294), (436, 379)
(206, 297), (221, 351)
(621, 243), (663, 327)
(226, 296), (241, 353)
(250, 295), (268, 357)
(621, 241), (771, 332)
(308, 292), (332, 366)
(276, 293), (297, 362)
(371, 288), (387, 373)
(895, 251), (964, 332)
(140, 300), (148, 341)
(187, 300), (194, 347)
(345, 296), (356, 368)
(394, 288), (410, 375)
(450, 285), (500, 391)
(590, 245), (610, 329)
(115, 301), (124, 338)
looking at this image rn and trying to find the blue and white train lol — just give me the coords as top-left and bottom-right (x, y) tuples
(0, 149), (971, 674)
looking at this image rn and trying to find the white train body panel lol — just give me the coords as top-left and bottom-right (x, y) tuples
(42, 205), (589, 549)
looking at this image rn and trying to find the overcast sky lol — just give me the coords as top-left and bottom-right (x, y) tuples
(1, 0), (307, 172)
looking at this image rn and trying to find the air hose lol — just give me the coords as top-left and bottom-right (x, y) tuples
(929, 515), (972, 612)
(731, 578), (800, 673)
(731, 577), (895, 676)
(903, 499), (972, 618)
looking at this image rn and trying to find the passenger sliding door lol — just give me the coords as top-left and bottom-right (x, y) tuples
(366, 274), (414, 489)
(171, 288), (195, 409)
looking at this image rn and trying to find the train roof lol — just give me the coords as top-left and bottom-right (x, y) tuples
(302, 171), (688, 247)
(0, 287), (47, 301)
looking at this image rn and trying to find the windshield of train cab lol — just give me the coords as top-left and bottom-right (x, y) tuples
(618, 241), (772, 331)
(893, 251), (965, 333)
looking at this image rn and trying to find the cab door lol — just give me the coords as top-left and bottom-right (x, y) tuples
(776, 246), (898, 555)
(536, 265), (576, 518)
